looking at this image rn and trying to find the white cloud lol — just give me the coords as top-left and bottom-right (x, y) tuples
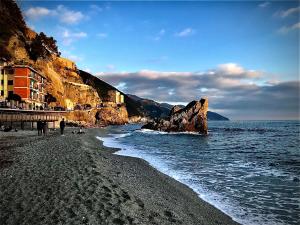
(90, 4), (103, 12)
(25, 7), (54, 19)
(83, 68), (91, 73)
(97, 33), (108, 39)
(115, 82), (127, 91)
(159, 29), (165, 35)
(106, 64), (115, 71)
(258, 2), (270, 8)
(60, 49), (83, 62)
(63, 30), (87, 38)
(278, 22), (300, 34)
(175, 28), (195, 37)
(277, 7), (300, 18)
(59, 28), (87, 45)
(24, 5), (85, 24)
(57, 5), (85, 24)
(217, 63), (261, 78)
(95, 65), (299, 119)
(153, 29), (166, 41)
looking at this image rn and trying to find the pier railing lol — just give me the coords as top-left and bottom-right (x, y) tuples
(0, 108), (67, 122)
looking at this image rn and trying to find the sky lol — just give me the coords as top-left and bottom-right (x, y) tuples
(18, 0), (299, 120)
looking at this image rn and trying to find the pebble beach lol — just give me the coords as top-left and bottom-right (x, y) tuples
(0, 128), (240, 225)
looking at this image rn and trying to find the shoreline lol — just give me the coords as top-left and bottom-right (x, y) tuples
(0, 127), (240, 225)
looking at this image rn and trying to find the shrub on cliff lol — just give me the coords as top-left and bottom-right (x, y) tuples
(27, 32), (60, 60)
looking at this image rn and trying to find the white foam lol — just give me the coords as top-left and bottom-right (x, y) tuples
(114, 132), (132, 138)
(136, 129), (203, 136)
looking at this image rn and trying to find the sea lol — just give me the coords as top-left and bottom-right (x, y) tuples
(97, 121), (300, 225)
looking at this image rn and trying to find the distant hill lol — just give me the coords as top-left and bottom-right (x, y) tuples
(207, 111), (229, 121)
(127, 94), (229, 120)
(127, 94), (170, 118)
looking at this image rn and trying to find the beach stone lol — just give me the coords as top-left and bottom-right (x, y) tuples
(142, 98), (208, 134)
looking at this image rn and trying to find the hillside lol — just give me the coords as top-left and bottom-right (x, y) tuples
(79, 70), (143, 117)
(0, 0), (26, 60)
(0, 0), (133, 125)
(127, 94), (229, 121)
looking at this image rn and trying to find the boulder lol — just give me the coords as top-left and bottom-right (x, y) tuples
(169, 105), (182, 116)
(142, 98), (208, 134)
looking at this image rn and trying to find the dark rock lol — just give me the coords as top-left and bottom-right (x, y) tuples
(169, 105), (182, 116)
(142, 98), (208, 134)
(293, 177), (299, 182)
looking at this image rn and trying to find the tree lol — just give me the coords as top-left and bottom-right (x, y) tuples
(45, 93), (57, 104)
(7, 93), (22, 102)
(28, 32), (59, 60)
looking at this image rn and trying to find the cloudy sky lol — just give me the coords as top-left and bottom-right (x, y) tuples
(19, 0), (299, 120)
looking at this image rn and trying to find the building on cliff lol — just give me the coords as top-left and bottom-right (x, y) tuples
(106, 90), (124, 104)
(0, 65), (47, 110)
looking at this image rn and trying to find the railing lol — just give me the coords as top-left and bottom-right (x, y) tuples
(0, 108), (68, 123)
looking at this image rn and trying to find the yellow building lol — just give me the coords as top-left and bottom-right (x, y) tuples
(0, 65), (14, 100)
(107, 90), (125, 104)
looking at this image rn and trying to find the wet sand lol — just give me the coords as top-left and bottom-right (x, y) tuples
(0, 128), (240, 225)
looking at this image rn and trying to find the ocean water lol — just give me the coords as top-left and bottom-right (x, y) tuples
(97, 121), (300, 225)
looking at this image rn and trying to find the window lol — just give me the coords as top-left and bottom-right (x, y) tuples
(1, 80), (3, 85)
(7, 69), (14, 74)
(8, 80), (13, 85)
(0, 90), (3, 96)
(1, 69), (4, 75)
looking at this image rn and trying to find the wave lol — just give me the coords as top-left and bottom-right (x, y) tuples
(136, 129), (204, 136)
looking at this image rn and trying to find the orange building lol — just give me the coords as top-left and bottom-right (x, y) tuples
(3, 65), (47, 109)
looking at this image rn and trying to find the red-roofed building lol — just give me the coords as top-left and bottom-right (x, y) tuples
(1, 65), (47, 109)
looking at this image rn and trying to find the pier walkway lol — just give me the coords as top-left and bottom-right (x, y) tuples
(0, 108), (67, 129)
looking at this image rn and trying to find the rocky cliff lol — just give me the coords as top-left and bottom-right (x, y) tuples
(142, 98), (208, 134)
(0, 0), (132, 126)
(127, 94), (229, 121)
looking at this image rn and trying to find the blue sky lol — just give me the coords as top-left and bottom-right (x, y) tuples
(19, 1), (299, 119)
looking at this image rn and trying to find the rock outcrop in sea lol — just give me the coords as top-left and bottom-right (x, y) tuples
(142, 98), (208, 134)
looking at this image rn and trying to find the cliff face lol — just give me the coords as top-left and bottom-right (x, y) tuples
(79, 70), (143, 117)
(0, 0), (26, 59)
(127, 94), (229, 121)
(0, 0), (130, 126)
(142, 98), (208, 134)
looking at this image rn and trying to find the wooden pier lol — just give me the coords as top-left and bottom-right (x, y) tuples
(0, 108), (67, 129)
